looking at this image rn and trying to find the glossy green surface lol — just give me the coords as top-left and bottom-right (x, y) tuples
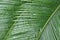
(0, 0), (60, 40)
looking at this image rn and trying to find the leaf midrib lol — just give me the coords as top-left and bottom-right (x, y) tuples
(2, 2), (60, 40)
(36, 5), (60, 40)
